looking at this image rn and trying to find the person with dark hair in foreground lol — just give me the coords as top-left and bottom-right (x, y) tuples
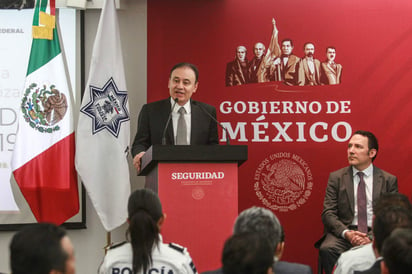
(381, 228), (412, 274)
(222, 232), (274, 274)
(98, 188), (197, 274)
(10, 222), (75, 274)
(203, 206), (312, 274)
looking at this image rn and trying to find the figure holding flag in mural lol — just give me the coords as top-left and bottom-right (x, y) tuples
(11, 0), (79, 224)
(258, 18), (281, 83)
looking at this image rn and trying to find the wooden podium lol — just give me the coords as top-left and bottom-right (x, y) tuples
(139, 144), (247, 272)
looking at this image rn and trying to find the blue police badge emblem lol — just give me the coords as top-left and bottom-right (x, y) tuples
(81, 77), (129, 137)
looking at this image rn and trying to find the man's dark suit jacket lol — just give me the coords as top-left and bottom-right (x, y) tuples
(201, 261), (312, 274)
(321, 165), (398, 238)
(131, 98), (219, 157)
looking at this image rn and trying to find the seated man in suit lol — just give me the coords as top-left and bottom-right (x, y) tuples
(318, 130), (398, 274)
(132, 62), (219, 172)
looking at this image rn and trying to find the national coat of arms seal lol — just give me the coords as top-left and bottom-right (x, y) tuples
(254, 152), (313, 212)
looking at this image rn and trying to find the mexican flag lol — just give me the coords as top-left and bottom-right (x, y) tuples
(11, 0), (79, 224)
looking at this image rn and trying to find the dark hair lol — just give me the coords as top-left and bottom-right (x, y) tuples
(281, 39), (294, 47)
(127, 189), (163, 273)
(373, 192), (412, 214)
(170, 62), (199, 83)
(326, 46), (336, 52)
(303, 42), (314, 49)
(382, 228), (412, 274)
(222, 232), (274, 274)
(280, 225), (285, 242)
(373, 206), (412, 253)
(10, 223), (68, 274)
(353, 130), (379, 161)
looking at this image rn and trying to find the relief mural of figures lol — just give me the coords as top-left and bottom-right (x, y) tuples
(225, 46), (249, 86)
(247, 42), (265, 83)
(225, 18), (342, 87)
(296, 42), (321, 86)
(320, 47), (342, 85)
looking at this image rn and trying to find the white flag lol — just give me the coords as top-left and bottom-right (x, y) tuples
(75, 0), (131, 231)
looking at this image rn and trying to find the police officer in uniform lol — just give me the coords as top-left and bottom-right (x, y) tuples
(98, 189), (197, 274)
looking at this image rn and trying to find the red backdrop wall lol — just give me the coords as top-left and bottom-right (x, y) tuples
(147, 0), (412, 272)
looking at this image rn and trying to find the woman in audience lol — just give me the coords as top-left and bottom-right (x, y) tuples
(99, 188), (198, 274)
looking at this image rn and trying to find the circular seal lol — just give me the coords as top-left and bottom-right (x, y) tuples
(192, 187), (205, 200)
(21, 83), (67, 133)
(254, 152), (313, 212)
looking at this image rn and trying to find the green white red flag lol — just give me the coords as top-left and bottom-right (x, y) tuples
(11, 0), (79, 224)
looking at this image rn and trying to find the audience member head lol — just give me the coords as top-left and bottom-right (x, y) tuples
(373, 192), (412, 214)
(233, 206), (282, 256)
(372, 206), (412, 254)
(381, 228), (412, 274)
(10, 223), (75, 274)
(222, 232), (274, 274)
(127, 189), (164, 273)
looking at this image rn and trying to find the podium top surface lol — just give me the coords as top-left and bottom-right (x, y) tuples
(139, 144), (248, 176)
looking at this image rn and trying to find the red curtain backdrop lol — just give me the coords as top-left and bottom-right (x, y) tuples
(147, 0), (412, 271)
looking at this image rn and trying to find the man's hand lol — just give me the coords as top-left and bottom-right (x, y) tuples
(133, 152), (145, 173)
(344, 230), (371, 246)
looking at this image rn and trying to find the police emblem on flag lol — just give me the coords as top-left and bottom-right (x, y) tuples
(21, 83), (68, 133)
(81, 77), (129, 137)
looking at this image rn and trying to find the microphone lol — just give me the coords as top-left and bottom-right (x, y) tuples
(193, 101), (230, 145)
(161, 98), (179, 145)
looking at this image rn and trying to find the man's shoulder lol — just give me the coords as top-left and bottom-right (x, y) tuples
(145, 98), (170, 107)
(274, 261), (312, 274)
(140, 98), (170, 113)
(373, 165), (396, 179)
(192, 100), (216, 111)
(289, 54), (300, 61)
(330, 166), (351, 177)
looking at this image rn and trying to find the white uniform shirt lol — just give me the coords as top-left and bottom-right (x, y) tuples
(333, 242), (375, 274)
(99, 235), (197, 274)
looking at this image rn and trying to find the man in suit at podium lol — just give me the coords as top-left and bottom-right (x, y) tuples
(132, 62), (219, 172)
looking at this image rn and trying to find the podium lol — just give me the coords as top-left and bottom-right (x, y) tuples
(139, 144), (247, 272)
